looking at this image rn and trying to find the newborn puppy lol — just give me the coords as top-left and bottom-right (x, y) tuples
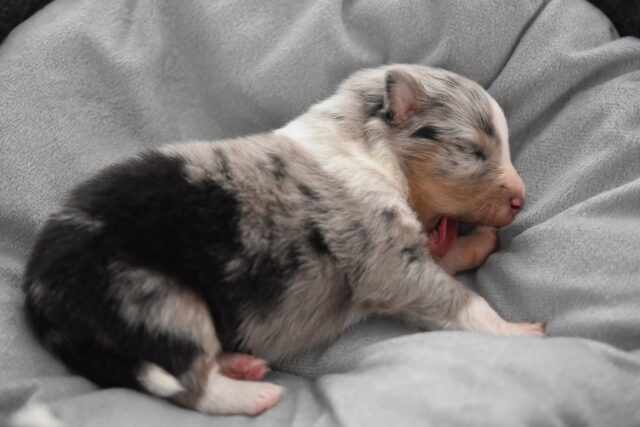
(24, 64), (543, 416)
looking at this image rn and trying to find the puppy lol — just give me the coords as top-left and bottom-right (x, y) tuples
(23, 64), (543, 416)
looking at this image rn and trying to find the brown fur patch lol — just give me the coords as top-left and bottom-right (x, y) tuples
(405, 143), (513, 229)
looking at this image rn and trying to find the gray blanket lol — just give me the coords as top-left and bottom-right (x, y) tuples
(2, 0), (640, 426)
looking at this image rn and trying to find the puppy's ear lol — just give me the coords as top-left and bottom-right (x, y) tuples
(383, 70), (423, 125)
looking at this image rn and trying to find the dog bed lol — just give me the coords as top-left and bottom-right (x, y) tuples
(1, 0), (639, 425)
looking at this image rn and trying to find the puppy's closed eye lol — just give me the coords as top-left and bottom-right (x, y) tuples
(471, 148), (486, 161)
(411, 126), (440, 141)
(456, 142), (486, 162)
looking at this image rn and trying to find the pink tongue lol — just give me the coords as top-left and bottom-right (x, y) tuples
(427, 216), (459, 258)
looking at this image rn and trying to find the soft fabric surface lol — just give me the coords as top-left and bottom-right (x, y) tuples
(1, 0), (640, 426)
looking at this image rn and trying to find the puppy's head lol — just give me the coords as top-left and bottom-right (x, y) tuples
(352, 65), (525, 230)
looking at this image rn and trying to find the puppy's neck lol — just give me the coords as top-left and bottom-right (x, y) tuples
(406, 175), (441, 231)
(276, 94), (408, 196)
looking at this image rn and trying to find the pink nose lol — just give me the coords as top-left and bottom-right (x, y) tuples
(510, 196), (525, 215)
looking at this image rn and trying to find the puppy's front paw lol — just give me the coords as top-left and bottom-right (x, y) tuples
(436, 226), (499, 274)
(447, 226), (498, 272)
(502, 321), (546, 337)
(469, 227), (499, 267)
(465, 226), (498, 268)
(456, 296), (545, 338)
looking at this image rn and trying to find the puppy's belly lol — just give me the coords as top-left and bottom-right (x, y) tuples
(236, 264), (363, 361)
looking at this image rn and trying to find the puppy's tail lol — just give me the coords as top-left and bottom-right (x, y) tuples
(136, 363), (186, 398)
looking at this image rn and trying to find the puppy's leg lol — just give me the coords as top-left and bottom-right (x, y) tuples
(456, 295), (545, 336)
(437, 226), (499, 275)
(190, 364), (284, 415)
(138, 347), (283, 415)
(115, 267), (284, 415)
(160, 348), (282, 415)
(336, 204), (543, 336)
(429, 229), (543, 335)
(360, 258), (544, 336)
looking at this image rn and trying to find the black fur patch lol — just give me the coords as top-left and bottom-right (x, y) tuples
(385, 72), (397, 99)
(297, 183), (319, 200)
(308, 223), (330, 256)
(23, 150), (294, 385)
(68, 153), (243, 283)
(479, 114), (495, 138)
(23, 215), (202, 389)
(267, 153), (287, 181)
(381, 73), (399, 124)
(382, 207), (397, 222)
(401, 243), (423, 264)
(359, 92), (385, 118)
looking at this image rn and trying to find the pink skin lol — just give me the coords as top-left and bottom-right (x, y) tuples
(432, 226), (499, 275)
(217, 353), (270, 381)
(441, 226), (499, 275)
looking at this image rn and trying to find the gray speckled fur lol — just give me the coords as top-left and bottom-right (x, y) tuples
(161, 134), (465, 361)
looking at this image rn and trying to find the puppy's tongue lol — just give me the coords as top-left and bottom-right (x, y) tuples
(427, 216), (458, 258)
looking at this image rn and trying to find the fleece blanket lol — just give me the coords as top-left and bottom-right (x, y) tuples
(1, 0), (640, 425)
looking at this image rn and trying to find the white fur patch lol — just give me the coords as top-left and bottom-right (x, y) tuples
(9, 403), (61, 427)
(488, 97), (510, 160)
(488, 96), (525, 197)
(456, 295), (504, 332)
(28, 281), (47, 305)
(137, 363), (185, 398)
(195, 367), (284, 415)
(277, 111), (407, 197)
(50, 209), (103, 231)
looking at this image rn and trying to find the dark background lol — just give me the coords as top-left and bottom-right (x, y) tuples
(1, 0), (639, 45)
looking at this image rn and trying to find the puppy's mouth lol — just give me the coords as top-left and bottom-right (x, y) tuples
(426, 215), (458, 259)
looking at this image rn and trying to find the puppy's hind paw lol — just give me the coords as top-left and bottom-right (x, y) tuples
(218, 353), (270, 381)
(252, 383), (285, 415)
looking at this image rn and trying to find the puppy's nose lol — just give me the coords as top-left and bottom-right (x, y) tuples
(510, 196), (525, 215)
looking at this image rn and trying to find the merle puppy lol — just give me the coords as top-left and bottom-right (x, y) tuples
(24, 65), (543, 416)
